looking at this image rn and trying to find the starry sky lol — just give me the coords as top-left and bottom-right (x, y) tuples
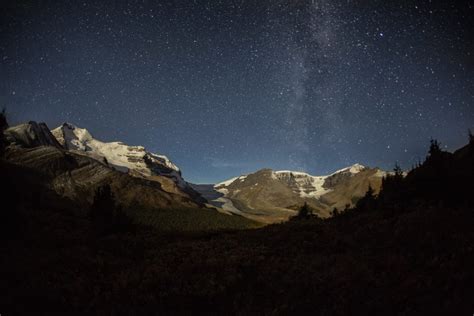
(1, 0), (473, 183)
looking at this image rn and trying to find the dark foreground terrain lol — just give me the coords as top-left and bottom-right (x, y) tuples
(2, 202), (474, 315)
(1, 138), (474, 315)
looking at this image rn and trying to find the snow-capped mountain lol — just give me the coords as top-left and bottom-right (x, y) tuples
(4, 121), (208, 212)
(199, 164), (386, 223)
(215, 163), (371, 198)
(5, 120), (388, 224)
(51, 123), (188, 189)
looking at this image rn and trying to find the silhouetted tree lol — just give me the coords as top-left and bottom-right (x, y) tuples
(469, 129), (474, 144)
(367, 185), (375, 198)
(378, 163), (408, 206)
(89, 184), (133, 235)
(428, 139), (442, 159)
(0, 108), (8, 156)
(90, 185), (115, 232)
(393, 163), (403, 177)
(388, 163), (404, 184)
(332, 207), (340, 217)
(356, 185), (376, 211)
(294, 202), (311, 220)
(379, 163), (407, 209)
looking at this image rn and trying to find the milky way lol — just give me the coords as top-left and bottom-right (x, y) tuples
(1, 0), (473, 183)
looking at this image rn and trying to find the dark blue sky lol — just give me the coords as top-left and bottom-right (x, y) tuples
(1, 0), (473, 183)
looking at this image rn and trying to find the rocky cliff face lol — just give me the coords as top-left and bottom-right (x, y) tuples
(51, 123), (182, 181)
(4, 144), (205, 211)
(5, 121), (62, 149)
(51, 123), (204, 203)
(273, 171), (331, 198)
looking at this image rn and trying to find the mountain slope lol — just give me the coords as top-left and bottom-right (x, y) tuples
(5, 121), (62, 149)
(52, 123), (182, 183)
(5, 144), (201, 211)
(51, 122), (204, 203)
(4, 121), (258, 230)
(196, 164), (386, 223)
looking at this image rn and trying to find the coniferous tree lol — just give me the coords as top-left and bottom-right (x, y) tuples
(428, 139), (442, 159)
(0, 108), (8, 156)
(89, 184), (133, 235)
(90, 184), (116, 235)
(469, 129), (474, 144)
(356, 185), (376, 211)
(295, 202), (311, 219)
(379, 163), (407, 209)
(367, 184), (375, 198)
(393, 163), (403, 178)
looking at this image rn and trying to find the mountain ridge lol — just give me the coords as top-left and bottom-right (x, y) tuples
(50, 122), (207, 203)
(194, 164), (387, 223)
(52, 122), (181, 180)
(5, 120), (390, 224)
(4, 121), (211, 210)
(3, 119), (260, 232)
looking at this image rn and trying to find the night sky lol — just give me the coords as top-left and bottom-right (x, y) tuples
(1, 0), (473, 183)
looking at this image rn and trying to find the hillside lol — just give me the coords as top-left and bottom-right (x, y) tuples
(197, 164), (385, 223)
(2, 121), (258, 232)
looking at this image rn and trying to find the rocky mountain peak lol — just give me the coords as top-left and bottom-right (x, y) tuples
(331, 163), (366, 175)
(5, 121), (62, 149)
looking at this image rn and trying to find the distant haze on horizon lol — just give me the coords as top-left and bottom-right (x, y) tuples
(2, 0), (473, 184)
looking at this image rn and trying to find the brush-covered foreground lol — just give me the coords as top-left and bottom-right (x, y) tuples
(2, 196), (473, 315)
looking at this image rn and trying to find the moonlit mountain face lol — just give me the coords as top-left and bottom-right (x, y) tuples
(2, 1), (473, 184)
(5, 120), (209, 209)
(193, 164), (386, 223)
(51, 123), (190, 190)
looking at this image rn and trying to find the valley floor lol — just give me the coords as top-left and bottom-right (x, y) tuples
(1, 199), (473, 315)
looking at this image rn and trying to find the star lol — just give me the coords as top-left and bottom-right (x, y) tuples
(1, 0), (472, 183)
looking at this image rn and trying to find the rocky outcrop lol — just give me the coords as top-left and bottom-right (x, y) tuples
(51, 123), (181, 176)
(274, 171), (330, 198)
(5, 121), (62, 149)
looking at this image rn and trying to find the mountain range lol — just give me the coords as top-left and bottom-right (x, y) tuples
(4, 121), (258, 231)
(2, 117), (474, 315)
(5, 120), (390, 224)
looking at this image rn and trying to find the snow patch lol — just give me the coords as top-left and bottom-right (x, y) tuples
(216, 176), (239, 188)
(374, 169), (387, 177)
(331, 163), (365, 175)
(274, 171), (332, 198)
(215, 175), (247, 188)
(275, 170), (312, 176)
